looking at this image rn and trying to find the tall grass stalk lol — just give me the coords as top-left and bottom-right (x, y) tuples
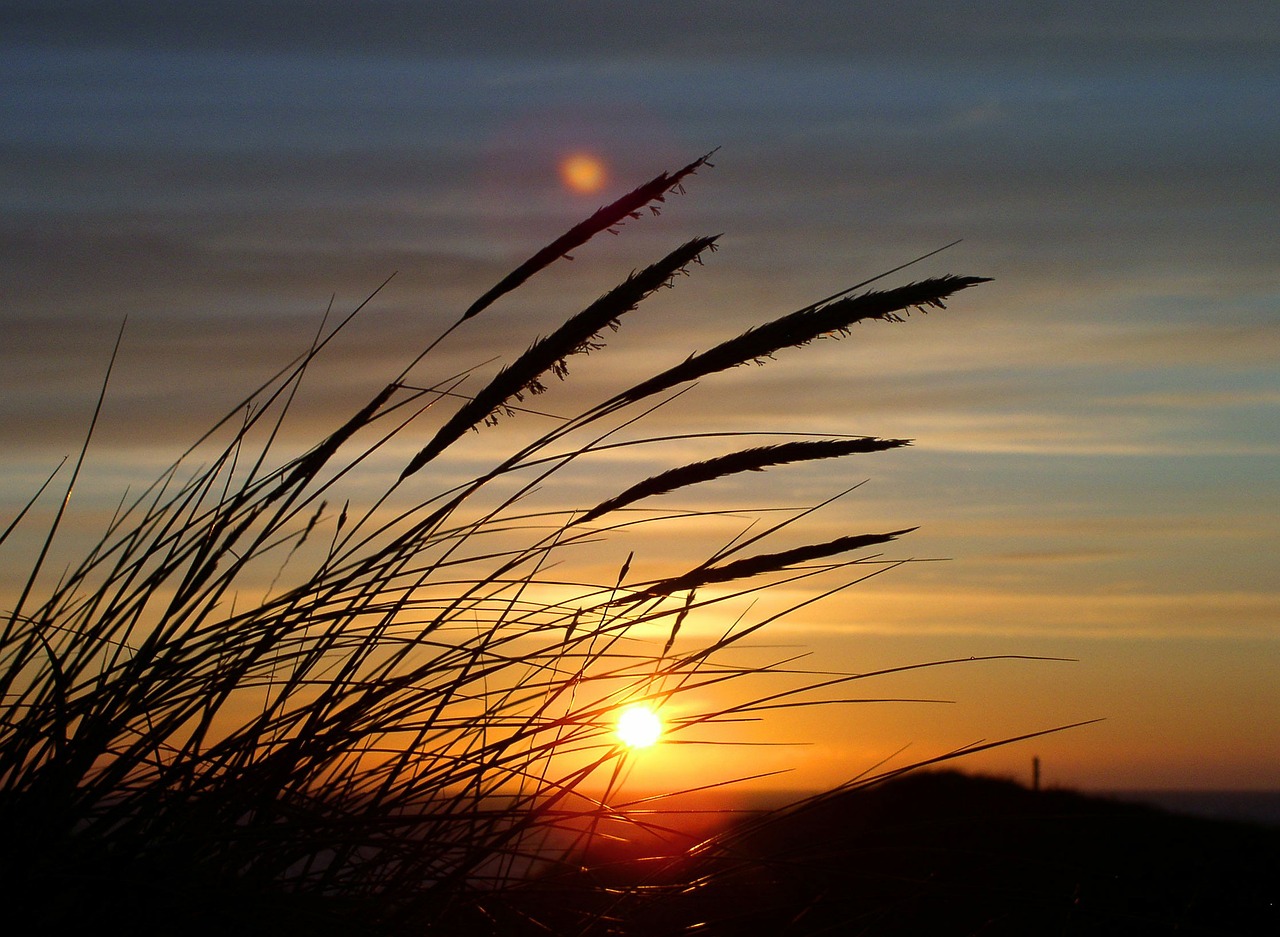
(1, 155), (1041, 934)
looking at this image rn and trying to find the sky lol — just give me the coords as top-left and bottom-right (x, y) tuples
(2, 1), (1277, 792)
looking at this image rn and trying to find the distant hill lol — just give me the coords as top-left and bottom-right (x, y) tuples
(525, 770), (1280, 936)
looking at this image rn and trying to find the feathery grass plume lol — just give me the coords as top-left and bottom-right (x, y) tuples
(460, 150), (717, 322)
(575, 437), (909, 526)
(0, 152), (1064, 937)
(628, 529), (916, 601)
(401, 235), (718, 480)
(599, 274), (991, 415)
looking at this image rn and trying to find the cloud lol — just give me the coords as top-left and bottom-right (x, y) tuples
(6, 2), (1277, 66)
(1109, 389), (1280, 409)
(772, 585), (1280, 640)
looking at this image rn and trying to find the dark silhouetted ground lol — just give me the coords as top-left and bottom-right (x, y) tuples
(524, 770), (1279, 935)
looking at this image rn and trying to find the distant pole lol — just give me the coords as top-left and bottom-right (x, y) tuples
(1032, 756), (1041, 792)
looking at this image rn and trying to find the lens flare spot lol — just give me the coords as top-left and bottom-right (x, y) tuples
(615, 704), (662, 749)
(560, 153), (608, 194)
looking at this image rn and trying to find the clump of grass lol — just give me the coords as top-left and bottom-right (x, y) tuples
(0, 153), (1029, 934)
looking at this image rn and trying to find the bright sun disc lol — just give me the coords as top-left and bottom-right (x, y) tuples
(559, 153), (607, 194)
(615, 705), (662, 749)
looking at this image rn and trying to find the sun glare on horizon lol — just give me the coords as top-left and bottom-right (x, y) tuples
(559, 152), (608, 194)
(615, 704), (663, 749)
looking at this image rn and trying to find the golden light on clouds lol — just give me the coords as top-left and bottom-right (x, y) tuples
(615, 704), (662, 749)
(559, 152), (608, 194)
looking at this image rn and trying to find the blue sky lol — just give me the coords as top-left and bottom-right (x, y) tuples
(2, 1), (1277, 790)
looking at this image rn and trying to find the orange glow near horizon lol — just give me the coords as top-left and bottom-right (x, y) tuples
(559, 152), (608, 194)
(616, 704), (663, 749)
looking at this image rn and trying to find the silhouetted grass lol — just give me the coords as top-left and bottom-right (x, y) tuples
(0, 154), (1043, 934)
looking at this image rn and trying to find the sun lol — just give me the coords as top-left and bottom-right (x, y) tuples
(559, 152), (608, 195)
(615, 704), (663, 749)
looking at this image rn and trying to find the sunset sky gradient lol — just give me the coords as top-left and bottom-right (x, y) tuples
(2, 1), (1277, 792)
